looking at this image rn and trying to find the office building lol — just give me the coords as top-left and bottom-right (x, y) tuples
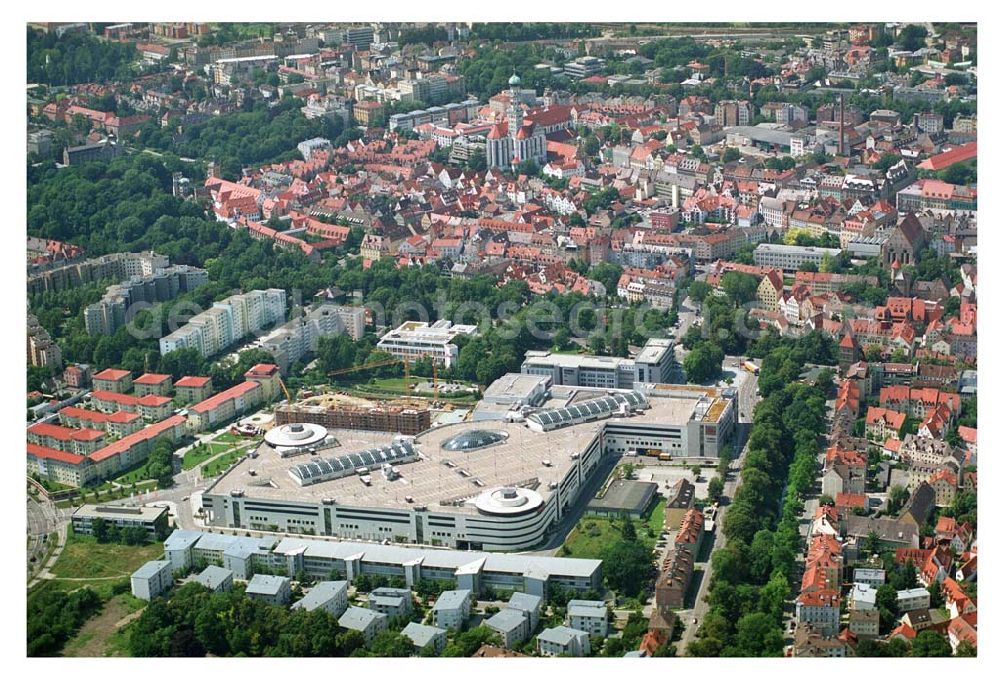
(156, 531), (603, 599)
(376, 320), (478, 368)
(753, 243), (843, 272)
(521, 338), (677, 389)
(71, 504), (169, 538)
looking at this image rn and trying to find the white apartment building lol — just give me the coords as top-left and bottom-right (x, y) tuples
(537, 626), (591, 656)
(291, 580), (349, 617)
(130, 559), (174, 601)
(897, 587), (931, 611)
(257, 304), (365, 374)
(484, 608), (531, 649)
(567, 599), (609, 637)
(376, 320), (478, 368)
(160, 289), (286, 358)
(338, 606), (388, 646)
(431, 589), (472, 631)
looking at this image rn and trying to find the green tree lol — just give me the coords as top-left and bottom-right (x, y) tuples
(684, 343), (724, 384)
(707, 476), (724, 503)
(688, 280), (712, 304)
(910, 630), (953, 657)
(601, 539), (654, 597)
(369, 630), (415, 657)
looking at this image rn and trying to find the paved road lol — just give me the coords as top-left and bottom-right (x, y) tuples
(674, 369), (757, 655)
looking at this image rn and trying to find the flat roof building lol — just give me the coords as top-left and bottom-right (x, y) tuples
(200, 380), (734, 552)
(376, 320), (479, 368)
(72, 504), (168, 538)
(586, 480), (658, 518)
(753, 243), (843, 273)
(521, 338), (677, 390)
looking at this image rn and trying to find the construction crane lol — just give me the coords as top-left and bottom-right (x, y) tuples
(328, 357), (410, 382)
(327, 358), (440, 401)
(276, 375), (294, 404)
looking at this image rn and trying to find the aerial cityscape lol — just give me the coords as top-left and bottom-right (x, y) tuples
(25, 20), (978, 660)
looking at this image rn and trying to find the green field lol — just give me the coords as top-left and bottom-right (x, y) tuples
(201, 447), (249, 477)
(182, 435), (259, 471)
(560, 496), (665, 560)
(50, 533), (164, 580)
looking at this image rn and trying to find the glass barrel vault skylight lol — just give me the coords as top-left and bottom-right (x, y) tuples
(289, 440), (417, 486)
(526, 391), (649, 432)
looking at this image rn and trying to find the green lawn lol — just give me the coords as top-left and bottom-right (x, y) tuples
(560, 496), (665, 560)
(201, 447), (248, 477)
(50, 533), (164, 580)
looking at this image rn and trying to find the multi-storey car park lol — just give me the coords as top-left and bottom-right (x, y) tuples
(200, 379), (736, 552)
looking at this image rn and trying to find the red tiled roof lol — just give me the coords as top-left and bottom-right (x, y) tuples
(59, 406), (110, 423)
(93, 368), (131, 382)
(91, 390), (139, 406)
(28, 422), (104, 442)
(176, 376), (211, 388)
(107, 410), (141, 423)
(138, 394), (173, 407)
(190, 381), (260, 414)
(917, 142), (976, 171)
(133, 373), (171, 385)
(27, 442), (87, 465)
(89, 415), (186, 462)
(244, 364), (279, 379)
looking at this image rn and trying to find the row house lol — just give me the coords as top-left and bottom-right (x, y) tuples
(879, 386), (961, 419)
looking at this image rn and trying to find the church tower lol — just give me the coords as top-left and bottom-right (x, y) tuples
(507, 71), (523, 136)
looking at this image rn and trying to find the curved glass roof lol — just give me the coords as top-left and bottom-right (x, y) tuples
(290, 440), (417, 486)
(527, 391), (649, 431)
(441, 429), (509, 452)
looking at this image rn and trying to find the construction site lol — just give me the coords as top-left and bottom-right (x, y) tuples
(271, 357), (479, 436)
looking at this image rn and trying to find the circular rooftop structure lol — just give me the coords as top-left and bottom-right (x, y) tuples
(474, 486), (543, 516)
(264, 422), (328, 448)
(441, 429), (509, 452)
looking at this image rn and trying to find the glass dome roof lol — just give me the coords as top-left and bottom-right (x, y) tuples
(441, 429), (509, 452)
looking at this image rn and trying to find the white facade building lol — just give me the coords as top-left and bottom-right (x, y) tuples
(130, 559), (174, 601)
(376, 320), (478, 368)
